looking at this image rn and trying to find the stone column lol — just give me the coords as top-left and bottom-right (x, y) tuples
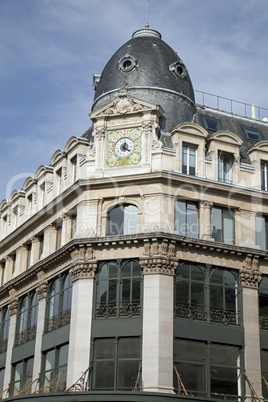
(3, 291), (19, 397)
(140, 239), (177, 393)
(93, 126), (106, 172)
(240, 255), (262, 401)
(43, 224), (57, 258)
(61, 215), (71, 246)
(29, 237), (40, 267)
(66, 245), (97, 389)
(31, 272), (48, 392)
(14, 246), (27, 275)
(4, 256), (12, 283)
(199, 201), (214, 241)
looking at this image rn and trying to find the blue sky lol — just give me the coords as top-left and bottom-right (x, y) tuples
(0, 0), (268, 202)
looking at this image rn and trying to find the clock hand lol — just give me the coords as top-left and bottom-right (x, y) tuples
(122, 141), (130, 152)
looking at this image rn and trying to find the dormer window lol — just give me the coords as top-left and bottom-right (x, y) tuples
(218, 152), (231, 184)
(246, 129), (260, 142)
(182, 145), (196, 176)
(71, 157), (77, 183)
(205, 118), (221, 133)
(261, 162), (268, 191)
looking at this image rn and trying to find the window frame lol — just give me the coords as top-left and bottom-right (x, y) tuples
(14, 292), (38, 347)
(182, 144), (196, 176)
(261, 162), (268, 191)
(10, 357), (34, 396)
(106, 204), (139, 236)
(175, 200), (199, 238)
(40, 344), (69, 392)
(0, 307), (10, 353)
(212, 206), (235, 245)
(218, 151), (232, 184)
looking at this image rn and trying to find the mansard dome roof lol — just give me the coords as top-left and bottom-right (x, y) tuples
(92, 28), (196, 131)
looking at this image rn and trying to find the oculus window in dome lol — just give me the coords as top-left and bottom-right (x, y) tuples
(119, 54), (138, 72)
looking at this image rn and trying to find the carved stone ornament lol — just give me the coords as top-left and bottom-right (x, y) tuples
(8, 298), (19, 315)
(140, 256), (178, 276)
(104, 89), (142, 115)
(152, 139), (162, 150)
(70, 261), (98, 282)
(36, 280), (48, 300)
(240, 270), (261, 289)
(88, 145), (96, 158)
(94, 128), (106, 141)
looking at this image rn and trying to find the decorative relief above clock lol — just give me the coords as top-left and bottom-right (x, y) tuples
(106, 127), (142, 168)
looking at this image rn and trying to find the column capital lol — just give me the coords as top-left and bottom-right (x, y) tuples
(240, 254), (261, 289)
(70, 260), (98, 282)
(199, 200), (213, 209)
(140, 256), (178, 276)
(8, 298), (19, 315)
(30, 236), (39, 243)
(36, 280), (48, 300)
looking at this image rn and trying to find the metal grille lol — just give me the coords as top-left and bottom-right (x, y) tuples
(14, 325), (37, 347)
(44, 309), (71, 333)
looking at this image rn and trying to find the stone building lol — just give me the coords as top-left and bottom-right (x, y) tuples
(0, 26), (268, 402)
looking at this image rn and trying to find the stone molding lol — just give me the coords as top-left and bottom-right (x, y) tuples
(69, 261), (98, 282)
(94, 128), (106, 141)
(8, 299), (19, 315)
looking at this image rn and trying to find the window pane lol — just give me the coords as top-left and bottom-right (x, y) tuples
(175, 362), (206, 395)
(175, 201), (186, 236)
(182, 146), (187, 174)
(189, 147), (196, 175)
(223, 209), (234, 244)
(256, 215), (266, 250)
(95, 339), (116, 359)
(212, 208), (222, 242)
(175, 281), (189, 305)
(124, 205), (138, 235)
(174, 339), (206, 362)
(122, 279), (130, 302)
(211, 269), (223, 284)
(117, 360), (139, 389)
(107, 206), (123, 235)
(225, 287), (236, 311)
(45, 350), (55, 372)
(94, 361), (115, 389)
(210, 285), (223, 310)
(187, 203), (198, 237)
(132, 279), (141, 301)
(191, 265), (204, 281)
(210, 344), (239, 366)
(122, 262), (131, 278)
(224, 270), (236, 287)
(58, 344), (69, 368)
(108, 280), (117, 303)
(118, 337), (140, 359)
(191, 283), (204, 306)
(261, 350), (268, 399)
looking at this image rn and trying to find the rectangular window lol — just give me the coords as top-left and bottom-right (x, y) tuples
(256, 215), (268, 250)
(246, 128), (260, 142)
(92, 337), (141, 391)
(174, 339), (241, 400)
(71, 157), (77, 183)
(205, 118), (221, 133)
(261, 162), (268, 191)
(218, 152), (231, 183)
(212, 207), (234, 245)
(10, 357), (34, 395)
(175, 201), (198, 238)
(182, 145), (196, 175)
(41, 344), (68, 392)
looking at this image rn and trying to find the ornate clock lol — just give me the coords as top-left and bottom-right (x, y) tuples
(106, 127), (142, 167)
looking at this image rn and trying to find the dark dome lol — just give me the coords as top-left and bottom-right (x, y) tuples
(92, 28), (196, 131)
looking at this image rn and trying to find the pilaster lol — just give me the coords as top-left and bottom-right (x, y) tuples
(75, 200), (99, 238)
(29, 236), (40, 267)
(14, 246), (27, 275)
(140, 239), (177, 394)
(199, 201), (214, 241)
(61, 214), (71, 246)
(43, 224), (57, 257)
(66, 245), (97, 388)
(240, 254), (262, 401)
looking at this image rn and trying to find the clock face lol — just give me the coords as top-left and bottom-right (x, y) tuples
(115, 138), (134, 157)
(106, 127), (142, 168)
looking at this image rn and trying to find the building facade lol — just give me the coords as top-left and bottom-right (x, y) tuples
(1, 26), (268, 402)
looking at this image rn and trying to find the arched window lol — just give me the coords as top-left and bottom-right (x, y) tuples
(95, 260), (142, 318)
(107, 204), (138, 236)
(210, 269), (240, 325)
(0, 307), (10, 353)
(14, 292), (38, 347)
(174, 262), (206, 320)
(259, 277), (268, 329)
(45, 273), (72, 333)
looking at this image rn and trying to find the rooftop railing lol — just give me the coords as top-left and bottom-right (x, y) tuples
(195, 90), (268, 121)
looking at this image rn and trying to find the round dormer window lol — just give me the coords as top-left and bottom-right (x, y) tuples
(119, 54), (138, 72)
(169, 61), (187, 78)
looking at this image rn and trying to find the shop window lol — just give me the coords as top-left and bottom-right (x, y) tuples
(107, 204), (138, 236)
(174, 262), (241, 325)
(41, 344), (68, 392)
(0, 307), (10, 353)
(212, 207), (234, 245)
(174, 339), (242, 400)
(14, 292), (38, 347)
(10, 357), (34, 396)
(92, 337), (141, 391)
(95, 260), (142, 318)
(218, 152), (232, 184)
(182, 145), (196, 175)
(261, 162), (268, 191)
(210, 268), (240, 325)
(259, 277), (268, 329)
(44, 273), (72, 333)
(175, 200), (198, 238)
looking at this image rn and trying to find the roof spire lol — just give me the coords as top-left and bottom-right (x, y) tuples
(145, 0), (149, 28)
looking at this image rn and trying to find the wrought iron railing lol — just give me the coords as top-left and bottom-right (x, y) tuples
(14, 325), (37, 347)
(175, 304), (241, 326)
(44, 309), (71, 333)
(260, 316), (268, 329)
(95, 302), (142, 318)
(195, 90), (268, 121)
